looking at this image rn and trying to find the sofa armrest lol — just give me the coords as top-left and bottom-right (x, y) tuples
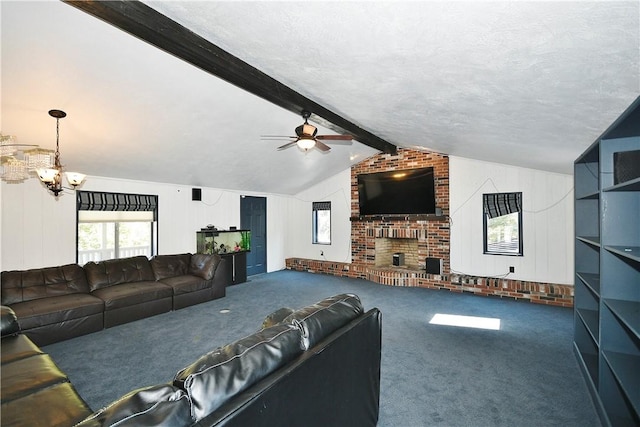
(1, 305), (20, 337)
(189, 254), (221, 281)
(75, 384), (193, 427)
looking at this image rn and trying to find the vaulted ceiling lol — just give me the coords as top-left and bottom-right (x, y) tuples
(2, 1), (638, 195)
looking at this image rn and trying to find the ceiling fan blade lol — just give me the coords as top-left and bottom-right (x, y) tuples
(277, 141), (299, 150)
(315, 140), (331, 152)
(316, 135), (352, 140)
(260, 135), (296, 140)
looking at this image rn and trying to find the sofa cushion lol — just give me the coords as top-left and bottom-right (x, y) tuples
(76, 384), (193, 427)
(0, 381), (92, 427)
(1, 264), (90, 305)
(1, 305), (20, 337)
(260, 307), (295, 329)
(189, 254), (221, 280)
(91, 282), (172, 311)
(8, 294), (104, 331)
(84, 256), (155, 292)
(282, 293), (364, 350)
(159, 275), (210, 295)
(1, 354), (68, 402)
(150, 254), (191, 281)
(1, 334), (43, 365)
(174, 323), (303, 421)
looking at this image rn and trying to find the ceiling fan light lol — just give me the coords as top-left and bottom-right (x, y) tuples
(297, 138), (316, 151)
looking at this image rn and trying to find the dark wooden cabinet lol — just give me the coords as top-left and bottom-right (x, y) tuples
(221, 251), (247, 285)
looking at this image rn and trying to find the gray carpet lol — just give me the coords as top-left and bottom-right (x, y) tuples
(44, 270), (601, 426)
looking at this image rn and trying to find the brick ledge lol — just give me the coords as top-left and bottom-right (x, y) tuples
(285, 258), (573, 307)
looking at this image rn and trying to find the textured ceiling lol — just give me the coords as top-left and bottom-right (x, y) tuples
(2, 1), (639, 195)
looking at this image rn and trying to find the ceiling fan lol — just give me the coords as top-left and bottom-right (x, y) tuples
(262, 111), (352, 152)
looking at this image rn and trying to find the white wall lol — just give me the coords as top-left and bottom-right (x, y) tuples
(1, 176), (289, 272)
(281, 156), (574, 285)
(1, 158), (575, 285)
(284, 169), (353, 263)
(449, 156), (574, 284)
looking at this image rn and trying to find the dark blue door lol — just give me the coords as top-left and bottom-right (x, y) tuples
(240, 196), (267, 276)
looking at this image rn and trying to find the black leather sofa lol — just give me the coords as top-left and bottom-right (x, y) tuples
(0, 253), (228, 346)
(1, 294), (382, 427)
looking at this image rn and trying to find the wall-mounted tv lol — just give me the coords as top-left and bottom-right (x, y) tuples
(357, 167), (436, 216)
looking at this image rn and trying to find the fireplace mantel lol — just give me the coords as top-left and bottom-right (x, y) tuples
(350, 215), (447, 222)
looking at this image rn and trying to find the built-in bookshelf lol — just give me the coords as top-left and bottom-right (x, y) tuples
(574, 96), (640, 427)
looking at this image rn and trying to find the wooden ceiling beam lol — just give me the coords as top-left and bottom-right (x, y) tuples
(63, 0), (397, 154)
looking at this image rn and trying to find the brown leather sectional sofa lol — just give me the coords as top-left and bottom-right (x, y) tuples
(1, 294), (382, 427)
(0, 253), (229, 346)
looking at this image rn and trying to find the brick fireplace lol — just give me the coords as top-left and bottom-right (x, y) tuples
(286, 148), (573, 307)
(349, 149), (450, 286)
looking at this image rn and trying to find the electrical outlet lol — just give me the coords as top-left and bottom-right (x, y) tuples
(509, 266), (515, 273)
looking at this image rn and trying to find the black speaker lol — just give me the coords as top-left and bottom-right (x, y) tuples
(392, 253), (405, 266)
(192, 188), (202, 201)
(614, 150), (640, 185)
(426, 257), (441, 275)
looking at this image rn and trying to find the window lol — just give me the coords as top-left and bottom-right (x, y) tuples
(77, 191), (158, 264)
(312, 201), (331, 244)
(483, 192), (523, 256)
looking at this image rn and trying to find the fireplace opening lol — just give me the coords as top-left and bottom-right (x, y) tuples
(375, 237), (420, 269)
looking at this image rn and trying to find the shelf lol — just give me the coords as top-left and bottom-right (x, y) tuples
(576, 308), (600, 343)
(576, 272), (601, 296)
(603, 177), (640, 192)
(576, 191), (600, 200)
(605, 246), (640, 263)
(577, 236), (601, 248)
(602, 351), (640, 417)
(576, 346), (599, 387)
(604, 299), (640, 340)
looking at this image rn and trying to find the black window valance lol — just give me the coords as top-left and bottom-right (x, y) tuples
(77, 191), (158, 220)
(312, 201), (331, 211)
(483, 192), (522, 219)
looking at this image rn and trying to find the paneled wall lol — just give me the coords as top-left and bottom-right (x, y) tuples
(1, 155), (574, 289)
(286, 152), (575, 303)
(0, 176), (289, 272)
(449, 156), (574, 284)
(283, 169), (353, 263)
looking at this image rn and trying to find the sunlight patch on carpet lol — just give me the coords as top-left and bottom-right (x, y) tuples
(429, 313), (501, 330)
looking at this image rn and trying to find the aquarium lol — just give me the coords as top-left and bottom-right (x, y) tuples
(196, 229), (251, 255)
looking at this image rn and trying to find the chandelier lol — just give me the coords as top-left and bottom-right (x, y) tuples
(1, 109), (86, 196)
(36, 110), (86, 196)
(1, 135), (54, 182)
(0, 110), (85, 197)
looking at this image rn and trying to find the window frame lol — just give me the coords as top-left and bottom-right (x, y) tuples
(312, 201), (331, 245)
(482, 192), (523, 256)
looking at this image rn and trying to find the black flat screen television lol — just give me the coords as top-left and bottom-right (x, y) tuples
(357, 167), (436, 215)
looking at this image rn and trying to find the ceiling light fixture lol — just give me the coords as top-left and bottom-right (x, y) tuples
(297, 137), (316, 151)
(36, 109), (86, 197)
(295, 113), (318, 151)
(1, 134), (55, 183)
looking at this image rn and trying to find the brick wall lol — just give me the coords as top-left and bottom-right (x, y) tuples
(286, 148), (573, 307)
